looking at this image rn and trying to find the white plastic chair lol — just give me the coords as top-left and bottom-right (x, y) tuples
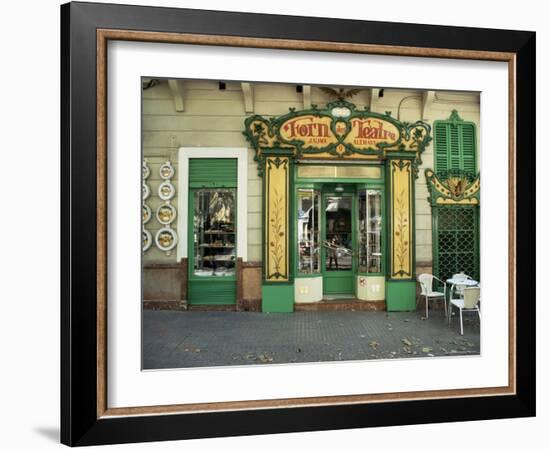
(450, 272), (473, 300)
(449, 286), (481, 335)
(418, 273), (447, 319)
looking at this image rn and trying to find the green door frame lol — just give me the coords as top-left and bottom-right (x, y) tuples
(356, 184), (386, 279)
(293, 170), (387, 299)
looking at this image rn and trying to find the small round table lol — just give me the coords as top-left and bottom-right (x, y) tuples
(446, 278), (478, 289)
(445, 278), (479, 320)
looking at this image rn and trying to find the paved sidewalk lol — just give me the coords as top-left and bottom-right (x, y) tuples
(143, 309), (480, 369)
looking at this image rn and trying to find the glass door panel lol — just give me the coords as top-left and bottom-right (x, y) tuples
(297, 189), (321, 274)
(358, 190), (383, 273)
(192, 189), (236, 277)
(324, 195), (353, 272)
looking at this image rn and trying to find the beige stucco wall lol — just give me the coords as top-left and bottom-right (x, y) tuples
(142, 80), (480, 266)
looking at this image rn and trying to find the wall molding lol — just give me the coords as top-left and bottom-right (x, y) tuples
(177, 147), (248, 262)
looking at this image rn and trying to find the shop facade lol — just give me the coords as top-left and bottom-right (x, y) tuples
(142, 81), (480, 312)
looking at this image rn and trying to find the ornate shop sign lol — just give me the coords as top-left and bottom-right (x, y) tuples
(244, 100), (432, 285)
(243, 100), (432, 168)
(425, 169), (480, 206)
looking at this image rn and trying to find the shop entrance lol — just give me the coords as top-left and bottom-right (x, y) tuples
(322, 192), (355, 297)
(295, 176), (385, 303)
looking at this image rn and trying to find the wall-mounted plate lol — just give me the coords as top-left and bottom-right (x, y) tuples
(159, 160), (175, 180)
(155, 228), (178, 251)
(142, 229), (152, 252)
(142, 159), (151, 180)
(158, 181), (175, 200)
(142, 204), (152, 224)
(156, 203), (177, 225)
(142, 182), (150, 200)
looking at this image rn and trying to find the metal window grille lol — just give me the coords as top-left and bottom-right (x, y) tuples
(434, 207), (480, 283)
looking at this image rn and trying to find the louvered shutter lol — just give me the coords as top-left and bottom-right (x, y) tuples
(434, 122), (449, 171)
(460, 123), (476, 174)
(189, 158), (238, 187)
(434, 121), (477, 175)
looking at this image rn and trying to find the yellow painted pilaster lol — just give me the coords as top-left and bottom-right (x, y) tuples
(264, 156), (290, 281)
(389, 159), (414, 279)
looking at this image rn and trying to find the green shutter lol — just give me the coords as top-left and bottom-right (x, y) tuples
(189, 158), (238, 187)
(434, 121), (477, 175)
(188, 279), (236, 305)
(432, 116), (479, 288)
(460, 123), (476, 174)
(434, 122), (449, 171)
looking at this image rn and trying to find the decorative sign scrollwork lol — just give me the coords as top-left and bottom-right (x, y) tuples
(243, 99), (432, 176)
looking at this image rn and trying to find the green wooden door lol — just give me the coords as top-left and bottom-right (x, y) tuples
(187, 158), (238, 305)
(321, 192), (355, 296)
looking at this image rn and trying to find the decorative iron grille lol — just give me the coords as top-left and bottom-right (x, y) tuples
(434, 207), (479, 283)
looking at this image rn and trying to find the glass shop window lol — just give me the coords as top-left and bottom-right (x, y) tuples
(193, 189), (236, 277)
(358, 190), (382, 273)
(297, 189), (321, 274)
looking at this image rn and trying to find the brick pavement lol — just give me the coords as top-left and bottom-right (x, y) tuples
(143, 309), (480, 369)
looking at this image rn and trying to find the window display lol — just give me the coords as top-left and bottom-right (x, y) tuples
(297, 189), (321, 274)
(358, 190), (382, 273)
(193, 189), (236, 277)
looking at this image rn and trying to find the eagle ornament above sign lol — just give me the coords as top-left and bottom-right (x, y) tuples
(243, 99), (432, 173)
(425, 169), (481, 205)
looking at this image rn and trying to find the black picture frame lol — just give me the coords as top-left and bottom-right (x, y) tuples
(61, 1), (535, 446)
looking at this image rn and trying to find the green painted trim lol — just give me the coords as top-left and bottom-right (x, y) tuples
(386, 280), (416, 311)
(262, 284), (294, 312)
(188, 280), (236, 305)
(292, 182), (387, 282)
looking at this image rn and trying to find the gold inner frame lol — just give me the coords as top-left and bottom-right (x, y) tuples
(96, 28), (516, 418)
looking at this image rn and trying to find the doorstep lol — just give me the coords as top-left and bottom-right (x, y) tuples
(187, 304), (237, 312)
(294, 298), (386, 311)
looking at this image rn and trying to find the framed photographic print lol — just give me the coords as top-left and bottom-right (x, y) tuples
(61, 1), (536, 446)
